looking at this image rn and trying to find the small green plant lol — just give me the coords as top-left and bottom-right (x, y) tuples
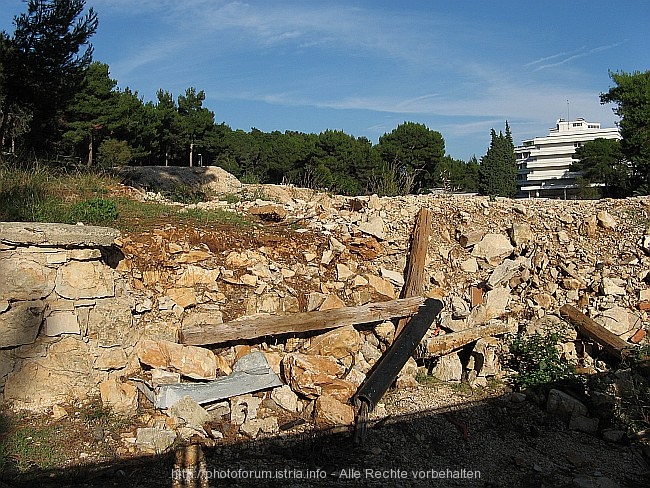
(219, 193), (240, 204)
(68, 197), (118, 224)
(508, 325), (576, 389)
(164, 184), (207, 204)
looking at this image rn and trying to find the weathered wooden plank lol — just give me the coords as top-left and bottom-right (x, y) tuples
(396, 207), (433, 336)
(181, 296), (427, 346)
(559, 304), (632, 359)
(416, 322), (515, 358)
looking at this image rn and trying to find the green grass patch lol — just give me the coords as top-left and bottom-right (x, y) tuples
(0, 163), (118, 223)
(180, 207), (252, 227)
(0, 162), (253, 230)
(1, 423), (66, 472)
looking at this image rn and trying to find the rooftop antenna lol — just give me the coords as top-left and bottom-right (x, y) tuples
(567, 99), (570, 121)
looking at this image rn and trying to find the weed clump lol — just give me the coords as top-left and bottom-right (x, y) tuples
(508, 325), (576, 390)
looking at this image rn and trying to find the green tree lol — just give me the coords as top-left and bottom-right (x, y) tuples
(97, 137), (131, 168)
(570, 138), (629, 197)
(305, 130), (374, 195)
(435, 155), (479, 193)
(62, 61), (117, 165)
(376, 122), (445, 192)
(109, 88), (157, 165)
(478, 122), (517, 197)
(177, 87), (215, 167)
(154, 90), (181, 166)
(601, 70), (650, 190)
(0, 0), (98, 151)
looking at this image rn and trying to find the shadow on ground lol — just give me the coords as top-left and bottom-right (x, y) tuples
(2, 389), (648, 488)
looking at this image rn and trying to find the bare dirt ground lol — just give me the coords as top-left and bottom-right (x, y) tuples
(2, 381), (648, 488)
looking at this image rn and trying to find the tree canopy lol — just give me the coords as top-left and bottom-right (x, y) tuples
(570, 138), (629, 198)
(0, 0), (98, 149)
(478, 122), (517, 197)
(0, 0), (494, 197)
(601, 70), (650, 192)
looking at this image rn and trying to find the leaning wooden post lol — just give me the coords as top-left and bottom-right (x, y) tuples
(395, 207), (433, 336)
(559, 304), (633, 360)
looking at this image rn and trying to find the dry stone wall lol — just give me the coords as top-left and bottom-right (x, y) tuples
(0, 222), (138, 410)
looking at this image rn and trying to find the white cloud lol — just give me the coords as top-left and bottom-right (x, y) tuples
(528, 41), (627, 71)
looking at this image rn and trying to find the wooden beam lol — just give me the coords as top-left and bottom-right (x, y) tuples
(559, 304), (633, 360)
(396, 207), (433, 336)
(416, 322), (515, 358)
(181, 296), (427, 346)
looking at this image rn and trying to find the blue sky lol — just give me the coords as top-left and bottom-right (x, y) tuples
(2, 1), (648, 161)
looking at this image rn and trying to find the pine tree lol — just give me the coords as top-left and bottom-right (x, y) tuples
(478, 122), (517, 197)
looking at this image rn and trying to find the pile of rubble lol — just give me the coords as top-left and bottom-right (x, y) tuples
(3, 177), (650, 456)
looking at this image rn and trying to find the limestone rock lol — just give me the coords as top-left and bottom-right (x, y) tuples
(580, 215), (598, 236)
(601, 278), (626, 296)
(306, 292), (327, 311)
(336, 263), (355, 281)
(366, 274), (395, 299)
(568, 413), (599, 434)
(431, 352), (463, 382)
(136, 339), (219, 380)
(151, 368), (181, 387)
(509, 222), (533, 247)
(596, 307), (636, 337)
(0, 256), (56, 300)
(99, 377), (138, 414)
(176, 265), (220, 286)
(596, 210), (616, 229)
(318, 294), (346, 311)
(248, 204), (287, 221)
(0, 300), (45, 347)
(44, 311), (79, 336)
(316, 394), (354, 426)
(271, 385), (300, 412)
(471, 233), (514, 266)
(374, 321), (395, 345)
(176, 250), (212, 264)
(166, 287), (197, 309)
(487, 258), (527, 289)
(181, 308), (224, 331)
(94, 347), (128, 371)
(282, 353), (344, 399)
(87, 298), (135, 348)
(304, 325), (361, 360)
(240, 416), (279, 437)
(546, 389), (588, 422)
(230, 394), (263, 425)
(459, 257), (478, 273)
(458, 230), (484, 248)
(0, 222), (119, 247)
(358, 216), (386, 240)
(168, 395), (211, 429)
(4, 337), (95, 409)
(380, 267), (405, 287)
(134, 427), (177, 453)
(395, 357), (419, 388)
(55, 261), (115, 299)
(468, 337), (500, 377)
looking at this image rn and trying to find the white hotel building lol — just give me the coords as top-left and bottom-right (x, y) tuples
(515, 118), (620, 198)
